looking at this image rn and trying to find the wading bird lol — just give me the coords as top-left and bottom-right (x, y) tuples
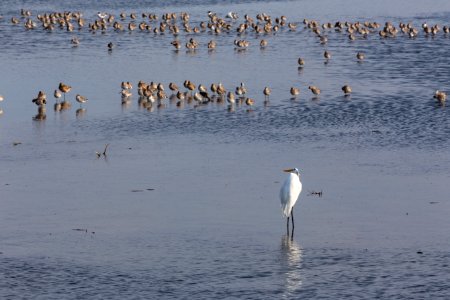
(58, 82), (72, 101)
(280, 168), (302, 236)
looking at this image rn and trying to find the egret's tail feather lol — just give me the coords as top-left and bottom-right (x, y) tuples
(282, 205), (291, 218)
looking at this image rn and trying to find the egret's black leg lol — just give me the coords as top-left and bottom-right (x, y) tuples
(291, 208), (295, 233)
(287, 217), (290, 235)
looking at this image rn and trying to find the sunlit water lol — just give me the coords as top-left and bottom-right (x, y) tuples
(1, 0), (450, 298)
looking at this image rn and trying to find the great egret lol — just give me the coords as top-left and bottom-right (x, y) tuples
(280, 168), (302, 235)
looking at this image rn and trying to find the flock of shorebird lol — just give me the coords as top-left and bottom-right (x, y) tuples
(0, 9), (448, 119)
(29, 82), (88, 120)
(6, 8), (450, 51)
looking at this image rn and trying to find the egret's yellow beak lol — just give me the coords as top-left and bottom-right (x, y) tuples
(283, 168), (295, 173)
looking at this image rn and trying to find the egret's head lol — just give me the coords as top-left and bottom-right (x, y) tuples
(283, 168), (300, 176)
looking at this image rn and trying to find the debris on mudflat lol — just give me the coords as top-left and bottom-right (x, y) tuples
(308, 190), (323, 197)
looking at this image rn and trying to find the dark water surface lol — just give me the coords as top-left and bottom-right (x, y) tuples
(1, 0), (450, 298)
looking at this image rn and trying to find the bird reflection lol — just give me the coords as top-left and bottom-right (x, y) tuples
(280, 235), (303, 297)
(76, 108), (86, 119)
(33, 106), (47, 121)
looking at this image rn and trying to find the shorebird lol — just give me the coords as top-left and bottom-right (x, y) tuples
(176, 91), (185, 100)
(193, 92), (203, 102)
(342, 85), (352, 95)
(207, 40), (217, 49)
(211, 83), (218, 94)
(171, 40), (181, 50)
(169, 82), (179, 92)
(185, 80), (196, 94)
(226, 11), (238, 20)
(298, 57), (305, 66)
(71, 36), (80, 45)
(357, 52), (365, 60)
(54, 89), (62, 101)
(120, 89), (132, 98)
(32, 91), (47, 106)
(227, 91), (235, 104)
(198, 84), (207, 94)
(216, 83), (226, 98)
(0, 95), (4, 102)
(245, 98), (255, 106)
(308, 86), (321, 96)
(434, 90), (447, 103)
(290, 87), (300, 97)
(75, 94), (88, 107)
(260, 39), (268, 48)
(263, 87), (271, 99)
(288, 22), (297, 30)
(107, 42), (114, 50)
(121, 81), (132, 90)
(97, 12), (108, 20)
(324, 50), (331, 61)
(58, 82), (71, 100)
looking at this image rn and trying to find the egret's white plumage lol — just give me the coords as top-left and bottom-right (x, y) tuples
(280, 168), (302, 233)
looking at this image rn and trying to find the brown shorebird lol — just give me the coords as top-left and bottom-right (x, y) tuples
(298, 57), (305, 67)
(121, 89), (132, 98)
(171, 40), (181, 50)
(32, 91), (47, 106)
(227, 92), (236, 104)
(185, 80), (196, 94)
(290, 87), (300, 97)
(121, 81), (133, 90)
(59, 82), (72, 100)
(357, 52), (365, 60)
(342, 85), (352, 95)
(263, 87), (271, 100)
(169, 82), (179, 92)
(211, 83), (218, 94)
(308, 86), (321, 96)
(207, 40), (217, 49)
(434, 90), (447, 103)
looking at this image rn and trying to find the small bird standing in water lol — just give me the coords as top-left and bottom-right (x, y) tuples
(54, 89), (62, 100)
(280, 168), (302, 236)
(58, 82), (72, 101)
(308, 86), (321, 96)
(434, 90), (447, 104)
(357, 52), (365, 60)
(290, 87), (300, 97)
(342, 85), (352, 95)
(75, 94), (88, 107)
(263, 86), (271, 100)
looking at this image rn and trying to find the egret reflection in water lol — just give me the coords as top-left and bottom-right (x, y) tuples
(280, 235), (303, 297)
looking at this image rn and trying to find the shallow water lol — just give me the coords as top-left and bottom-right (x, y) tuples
(1, 0), (450, 298)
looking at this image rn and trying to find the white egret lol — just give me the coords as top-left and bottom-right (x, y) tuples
(280, 168), (302, 235)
